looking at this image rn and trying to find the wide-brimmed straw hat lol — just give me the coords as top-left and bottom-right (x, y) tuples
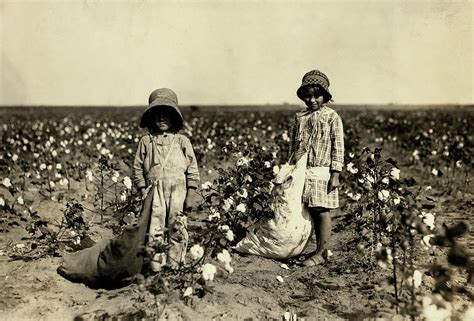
(139, 88), (184, 130)
(296, 70), (332, 103)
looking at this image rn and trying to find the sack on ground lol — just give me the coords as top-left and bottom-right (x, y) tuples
(57, 191), (153, 287)
(233, 154), (313, 259)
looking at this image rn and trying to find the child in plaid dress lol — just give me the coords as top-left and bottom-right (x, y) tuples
(289, 70), (344, 266)
(133, 88), (200, 271)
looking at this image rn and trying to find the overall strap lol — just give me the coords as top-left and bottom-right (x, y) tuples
(150, 134), (178, 169)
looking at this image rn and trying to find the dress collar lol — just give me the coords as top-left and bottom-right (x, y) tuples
(297, 105), (327, 117)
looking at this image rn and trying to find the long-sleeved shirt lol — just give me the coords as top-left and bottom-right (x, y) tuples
(132, 133), (200, 190)
(289, 106), (344, 172)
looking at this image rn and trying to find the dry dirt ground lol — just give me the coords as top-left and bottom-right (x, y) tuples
(1, 169), (473, 321)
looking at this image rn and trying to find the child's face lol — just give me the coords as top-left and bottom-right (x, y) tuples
(302, 86), (325, 111)
(151, 110), (172, 132)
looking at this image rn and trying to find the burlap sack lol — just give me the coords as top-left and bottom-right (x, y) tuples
(57, 191), (153, 288)
(233, 154), (314, 259)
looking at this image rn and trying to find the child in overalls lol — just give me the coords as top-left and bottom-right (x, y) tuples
(133, 88), (200, 271)
(289, 70), (344, 267)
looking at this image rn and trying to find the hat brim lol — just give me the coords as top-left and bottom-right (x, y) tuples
(139, 105), (183, 131)
(297, 84), (332, 103)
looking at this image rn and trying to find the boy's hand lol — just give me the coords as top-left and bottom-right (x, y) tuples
(140, 187), (148, 200)
(328, 172), (340, 194)
(184, 188), (197, 213)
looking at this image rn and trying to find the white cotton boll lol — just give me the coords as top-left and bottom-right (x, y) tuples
(422, 295), (452, 321)
(51, 150), (58, 157)
(183, 286), (193, 297)
(123, 176), (132, 190)
(201, 181), (212, 190)
(413, 270), (422, 288)
(421, 212), (436, 230)
(222, 198), (234, 212)
(56, 163), (62, 170)
(226, 230), (235, 241)
(120, 192), (127, 202)
(86, 170), (94, 182)
(202, 263), (217, 281)
(2, 178), (12, 188)
(237, 188), (248, 199)
(236, 203), (246, 213)
(50, 181), (55, 188)
(0, 197), (4, 207)
(393, 197), (401, 205)
(12, 154), (18, 162)
(219, 225), (229, 232)
(224, 263), (234, 274)
(208, 209), (220, 221)
(190, 244), (204, 260)
(421, 234), (434, 249)
(276, 276), (284, 283)
(381, 177), (390, 185)
(462, 306), (474, 321)
(378, 190), (390, 202)
(364, 174), (375, 184)
(39, 164), (46, 170)
(217, 249), (232, 265)
(346, 163), (359, 174)
(17, 196), (24, 205)
(273, 165), (280, 175)
(236, 157), (249, 167)
(59, 178), (69, 186)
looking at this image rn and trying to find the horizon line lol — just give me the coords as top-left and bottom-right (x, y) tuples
(1, 103), (473, 108)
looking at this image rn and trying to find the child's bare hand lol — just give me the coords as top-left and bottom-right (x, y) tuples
(140, 188), (148, 200)
(184, 188), (197, 213)
(327, 172), (340, 193)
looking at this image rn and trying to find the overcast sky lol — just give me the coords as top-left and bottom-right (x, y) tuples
(1, 0), (472, 106)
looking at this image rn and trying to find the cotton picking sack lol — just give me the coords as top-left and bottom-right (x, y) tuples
(57, 190), (153, 288)
(233, 153), (313, 259)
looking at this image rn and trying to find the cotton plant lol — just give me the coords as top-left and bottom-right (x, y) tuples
(339, 146), (457, 316)
(138, 140), (281, 301)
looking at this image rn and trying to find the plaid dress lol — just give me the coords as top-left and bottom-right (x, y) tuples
(289, 106), (344, 209)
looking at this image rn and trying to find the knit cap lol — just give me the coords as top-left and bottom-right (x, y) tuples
(296, 70), (332, 103)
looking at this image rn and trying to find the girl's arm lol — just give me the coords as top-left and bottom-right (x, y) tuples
(132, 137), (147, 194)
(328, 114), (344, 193)
(329, 113), (344, 172)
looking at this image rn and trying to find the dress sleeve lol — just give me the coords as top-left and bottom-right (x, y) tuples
(132, 137), (147, 189)
(181, 136), (200, 189)
(330, 113), (344, 172)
